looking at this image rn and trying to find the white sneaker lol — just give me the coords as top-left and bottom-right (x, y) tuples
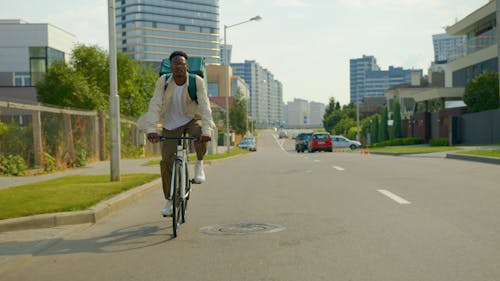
(161, 200), (173, 217)
(194, 160), (206, 183)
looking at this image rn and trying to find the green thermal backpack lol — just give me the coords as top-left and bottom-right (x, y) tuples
(159, 57), (207, 104)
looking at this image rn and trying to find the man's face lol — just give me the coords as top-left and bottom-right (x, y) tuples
(170, 55), (188, 78)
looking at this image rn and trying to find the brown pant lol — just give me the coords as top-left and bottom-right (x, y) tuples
(160, 119), (207, 199)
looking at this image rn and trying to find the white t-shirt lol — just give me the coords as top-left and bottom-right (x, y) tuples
(163, 83), (192, 130)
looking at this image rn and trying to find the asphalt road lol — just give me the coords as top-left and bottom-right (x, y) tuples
(2, 130), (500, 281)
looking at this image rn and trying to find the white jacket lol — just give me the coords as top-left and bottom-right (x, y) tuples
(144, 74), (215, 136)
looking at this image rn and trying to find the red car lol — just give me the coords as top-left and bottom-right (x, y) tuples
(308, 132), (332, 152)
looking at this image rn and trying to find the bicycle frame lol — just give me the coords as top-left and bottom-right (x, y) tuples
(159, 135), (198, 200)
(159, 133), (199, 238)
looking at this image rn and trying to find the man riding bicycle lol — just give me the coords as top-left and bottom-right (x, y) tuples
(144, 50), (215, 217)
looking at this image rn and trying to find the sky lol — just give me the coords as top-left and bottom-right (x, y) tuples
(0, 0), (488, 106)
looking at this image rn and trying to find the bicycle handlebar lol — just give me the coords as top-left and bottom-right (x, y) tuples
(159, 135), (199, 142)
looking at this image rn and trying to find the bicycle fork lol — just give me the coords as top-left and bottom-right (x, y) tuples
(169, 144), (188, 200)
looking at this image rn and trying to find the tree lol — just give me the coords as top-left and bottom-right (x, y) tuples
(229, 89), (248, 135)
(36, 44), (156, 118)
(379, 106), (389, 142)
(463, 71), (499, 113)
(36, 62), (103, 110)
(371, 115), (379, 144)
(392, 99), (402, 139)
(116, 53), (157, 118)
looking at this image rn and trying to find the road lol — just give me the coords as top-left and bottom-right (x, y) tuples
(2, 130), (500, 280)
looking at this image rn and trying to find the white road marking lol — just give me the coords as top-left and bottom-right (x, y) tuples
(377, 189), (411, 205)
(314, 159), (320, 163)
(332, 166), (344, 171)
(272, 135), (286, 152)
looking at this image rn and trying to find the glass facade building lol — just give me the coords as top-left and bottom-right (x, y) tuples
(432, 33), (466, 64)
(115, 0), (220, 68)
(232, 60), (284, 128)
(350, 55), (421, 104)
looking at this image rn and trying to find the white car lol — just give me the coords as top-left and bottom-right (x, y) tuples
(331, 135), (361, 149)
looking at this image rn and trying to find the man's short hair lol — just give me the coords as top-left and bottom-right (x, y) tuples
(169, 51), (188, 62)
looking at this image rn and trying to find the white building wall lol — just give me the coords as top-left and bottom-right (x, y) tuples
(0, 20), (76, 73)
(309, 101), (325, 126)
(287, 98), (309, 126)
(0, 48), (29, 71)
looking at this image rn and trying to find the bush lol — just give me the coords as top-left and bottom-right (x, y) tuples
(429, 138), (449, 146)
(0, 154), (27, 176)
(74, 147), (88, 167)
(42, 152), (58, 172)
(370, 137), (424, 147)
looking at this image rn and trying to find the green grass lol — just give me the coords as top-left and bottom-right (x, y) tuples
(142, 146), (252, 166)
(457, 149), (500, 158)
(0, 173), (159, 220)
(369, 146), (460, 154)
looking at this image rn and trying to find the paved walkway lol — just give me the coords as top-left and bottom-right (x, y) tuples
(0, 146), (229, 190)
(0, 158), (161, 190)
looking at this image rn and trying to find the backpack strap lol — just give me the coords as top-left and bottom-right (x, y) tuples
(187, 74), (198, 104)
(164, 74), (198, 104)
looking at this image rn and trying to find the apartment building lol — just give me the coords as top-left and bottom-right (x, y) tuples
(115, 0), (220, 67)
(445, 0), (497, 87)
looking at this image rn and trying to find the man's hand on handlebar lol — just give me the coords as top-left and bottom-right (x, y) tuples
(147, 132), (160, 143)
(199, 135), (211, 143)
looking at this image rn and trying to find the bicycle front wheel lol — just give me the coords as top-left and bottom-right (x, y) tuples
(181, 161), (190, 223)
(172, 160), (183, 238)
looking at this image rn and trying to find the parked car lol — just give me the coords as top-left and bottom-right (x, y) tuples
(295, 132), (313, 153)
(308, 132), (332, 152)
(238, 137), (257, 151)
(278, 130), (288, 139)
(331, 135), (362, 150)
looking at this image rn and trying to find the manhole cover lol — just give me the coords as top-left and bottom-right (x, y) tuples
(200, 222), (285, 236)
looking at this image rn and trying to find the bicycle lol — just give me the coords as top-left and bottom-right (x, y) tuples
(159, 133), (199, 238)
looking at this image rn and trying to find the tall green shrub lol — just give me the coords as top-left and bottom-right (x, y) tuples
(392, 100), (402, 139)
(379, 106), (389, 142)
(371, 115), (379, 144)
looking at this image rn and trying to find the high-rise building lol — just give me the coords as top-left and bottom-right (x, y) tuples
(286, 99), (325, 128)
(349, 55), (379, 104)
(432, 33), (466, 64)
(232, 60), (284, 128)
(309, 101), (325, 127)
(350, 55), (421, 104)
(287, 98), (309, 127)
(115, 0), (220, 67)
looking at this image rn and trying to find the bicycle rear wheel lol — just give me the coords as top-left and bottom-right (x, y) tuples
(172, 160), (183, 237)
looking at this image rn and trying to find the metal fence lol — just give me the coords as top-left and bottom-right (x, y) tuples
(0, 100), (149, 171)
(462, 108), (500, 144)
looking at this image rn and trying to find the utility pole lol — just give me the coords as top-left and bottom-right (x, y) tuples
(108, 0), (121, 181)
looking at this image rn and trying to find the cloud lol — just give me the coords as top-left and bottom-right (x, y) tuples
(273, 0), (309, 7)
(47, 2), (108, 48)
(336, 0), (439, 9)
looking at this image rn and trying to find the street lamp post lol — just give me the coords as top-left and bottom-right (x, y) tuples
(356, 86), (360, 142)
(224, 15), (261, 153)
(108, 0), (121, 181)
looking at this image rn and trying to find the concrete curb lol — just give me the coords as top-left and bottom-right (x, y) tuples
(0, 178), (162, 233)
(446, 153), (500, 165)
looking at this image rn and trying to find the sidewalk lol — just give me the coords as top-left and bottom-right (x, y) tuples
(0, 145), (229, 190)
(0, 145), (231, 232)
(0, 158), (161, 190)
